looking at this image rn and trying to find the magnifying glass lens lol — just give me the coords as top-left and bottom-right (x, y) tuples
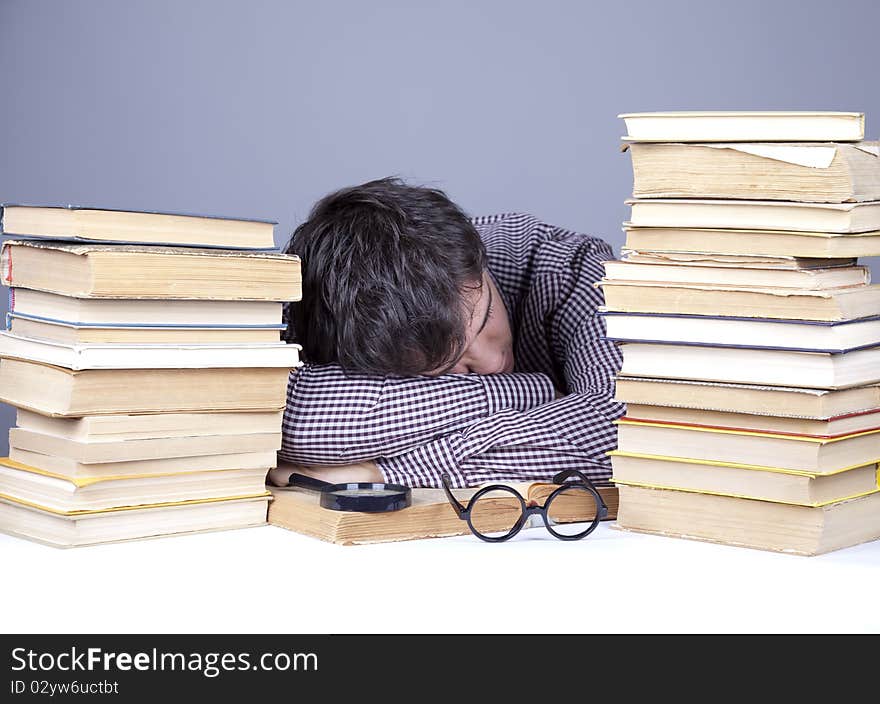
(331, 488), (401, 498)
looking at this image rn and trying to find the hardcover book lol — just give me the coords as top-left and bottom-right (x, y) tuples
(614, 484), (880, 556)
(617, 342), (880, 389)
(622, 226), (880, 259)
(613, 376), (880, 418)
(615, 418), (880, 473)
(1, 204), (277, 249)
(6, 315), (284, 344)
(618, 111), (865, 143)
(610, 451), (878, 506)
(1, 239), (301, 300)
(618, 250), (857, 269)
(626, 142), (880, 203)
(600, 259), (869, 290)
(7, 289), (284, 326)
(601, 311), (880, 353)
(626, 198), (880, 233)
(14, 408), (284, 441)
(0, 358), (291, 416)
(622, 403), (880, 436)
(7, 426), (281, 464)
(0, 331), (302, 370)
(7, 447), (278, 480)
(0, 457), (270, 513)
(599, 280), (880, 321)
(0, 494), (270, 548)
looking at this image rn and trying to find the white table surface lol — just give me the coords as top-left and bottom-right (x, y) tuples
(3, 520), (879, 634)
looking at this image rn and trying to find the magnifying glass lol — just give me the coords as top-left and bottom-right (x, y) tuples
(279, 472), (412, 512)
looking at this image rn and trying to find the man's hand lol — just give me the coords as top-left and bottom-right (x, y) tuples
(267, 459), (384, 487)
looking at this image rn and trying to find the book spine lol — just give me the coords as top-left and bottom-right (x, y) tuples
(612, 337), (878, 354)
(618, 415), (880, 439)
(6, 312), (288, 330)
(6, 234), (281, 251)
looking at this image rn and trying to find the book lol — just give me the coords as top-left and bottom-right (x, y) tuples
(0, 458), (270, 513)
(7, 447), (277, 479)
(8, 426), (281, 463)
(600, 260), (869, 290)
(613, 376), (880, 418)
(609, 452), (879, 506)
(15, 408), (284, 441)
(623, 226), (880, 258)
(615, 418), (880, 473)
(622, 403), (880, 436)
(626, 142), (880, 203)
(618, 111), (865, 143)
(0, 331), (302, 370)
(0, 494), (269, 548)
(0, 240), (301, 300)
(599, 281), (880, 321)
(618, 250), (857, 270)
(601, 311), (880, 353)
(6, 316), (284, 344)
(7, 288), (284, 326)
(626, 198), (880, 233)
(617, 343), (880, 389)
(0, 358), (290, 416)
(268, 482), (619, 545)
(614, 484), (880, 556)
(1, 204), (277, 249)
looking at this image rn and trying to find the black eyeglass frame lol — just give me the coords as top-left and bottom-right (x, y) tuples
(440, 469), (609, 543)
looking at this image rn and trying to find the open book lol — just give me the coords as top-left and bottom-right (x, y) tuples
(268, 482), (619, 545)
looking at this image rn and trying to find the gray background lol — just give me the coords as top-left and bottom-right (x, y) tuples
(1, 0), (879, 455)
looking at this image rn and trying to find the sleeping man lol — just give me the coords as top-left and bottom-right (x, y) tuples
(268, 177), (623, 489)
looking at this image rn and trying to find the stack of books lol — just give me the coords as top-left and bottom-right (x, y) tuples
(603, 111), (880, 555)
(0, 204), (302, 547)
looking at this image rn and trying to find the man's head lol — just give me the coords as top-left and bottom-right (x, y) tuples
(284, 177), (514, 376)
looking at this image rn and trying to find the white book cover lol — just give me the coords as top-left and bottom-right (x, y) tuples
(0, 331), (302, 370)
(619, 111), (865, 143)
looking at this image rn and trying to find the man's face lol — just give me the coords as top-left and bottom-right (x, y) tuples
(428, 270), (515, 376)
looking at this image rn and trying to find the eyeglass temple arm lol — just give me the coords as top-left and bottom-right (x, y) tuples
(553, 469), (610, 511)
(440, 473), (468, 516)
(553, 469), (591, 485)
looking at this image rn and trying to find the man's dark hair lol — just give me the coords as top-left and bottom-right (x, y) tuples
(283, 177), (487, 375)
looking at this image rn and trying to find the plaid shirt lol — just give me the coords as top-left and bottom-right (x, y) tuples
(279, 213), (624, 487)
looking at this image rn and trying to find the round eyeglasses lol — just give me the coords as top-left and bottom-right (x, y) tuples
(440, 469), (609, 542)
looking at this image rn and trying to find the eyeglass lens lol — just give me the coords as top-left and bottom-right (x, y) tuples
(544, 484), (601, 538)
(468, 487), (524, 540)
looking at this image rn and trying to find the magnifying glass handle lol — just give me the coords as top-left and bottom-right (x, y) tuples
(286, 472), (334, 492)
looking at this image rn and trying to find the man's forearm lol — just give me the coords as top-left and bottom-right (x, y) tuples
(278, 364), (555, 466)
(377, 391), (624, 488)
(268, 458), (383, 486)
